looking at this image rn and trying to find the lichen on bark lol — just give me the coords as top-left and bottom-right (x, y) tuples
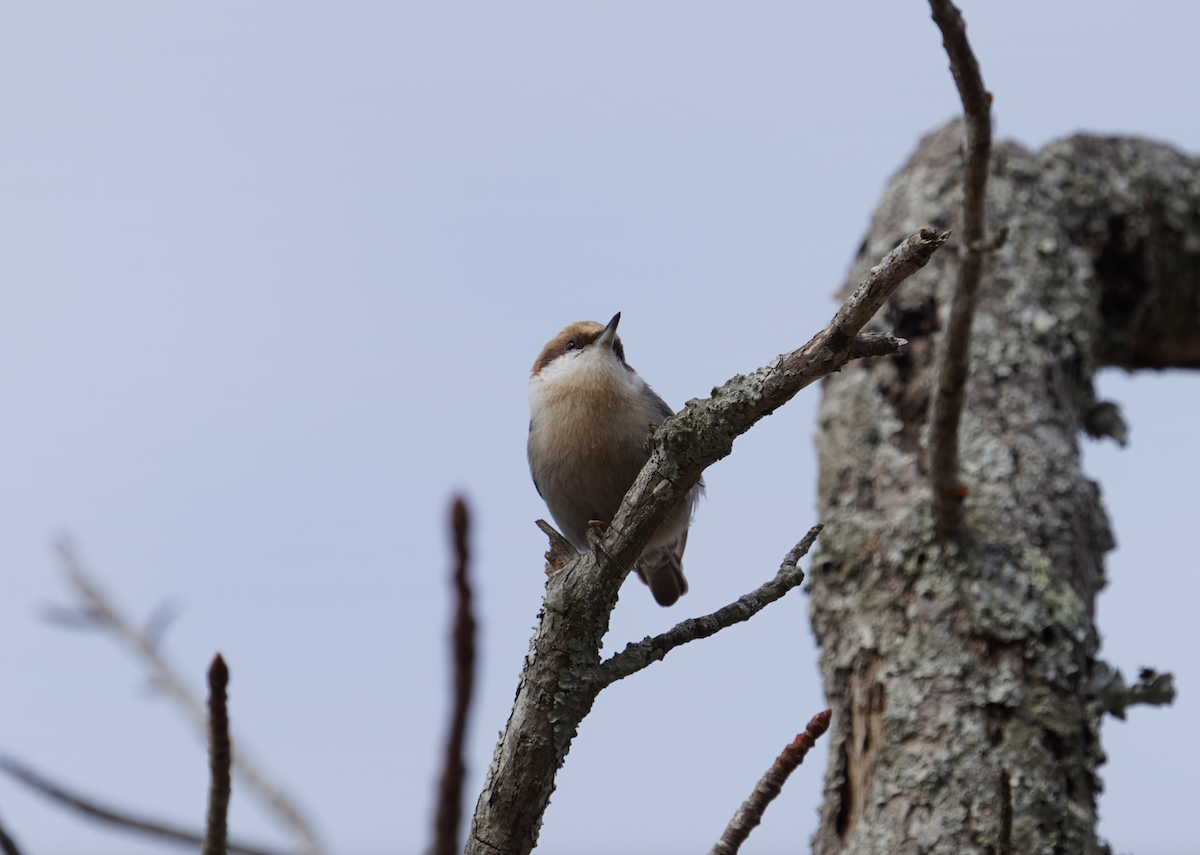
(809, 121), (1197, 855)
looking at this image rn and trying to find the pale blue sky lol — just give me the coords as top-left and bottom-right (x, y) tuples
(1, 3), (1197, 854)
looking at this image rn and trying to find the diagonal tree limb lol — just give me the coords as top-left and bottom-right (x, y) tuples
(584, 229), (947, 608)
(0, 814), (22, 855)
(431, 497), (477, 855)
(708, 709), (833, 855)
(927, 0), (999, 540)
(592, 526), (821, 688)
(52, 542), (323, 855)
(466, 228), (947, 855)
(0, 757), (292, 855)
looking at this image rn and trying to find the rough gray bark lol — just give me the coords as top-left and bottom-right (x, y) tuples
(466, 232), (946, 855)
(809, 121), (1198, 855)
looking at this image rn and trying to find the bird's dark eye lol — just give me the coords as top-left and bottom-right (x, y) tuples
(565, 339), (577, 352)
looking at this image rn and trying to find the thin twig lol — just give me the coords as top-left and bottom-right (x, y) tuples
(593, 526), (821, 688)
(0, 757), (292, 855)
(52, 541), (323, 855)
(0, 814), (22, 855)
(927, 0), (995, 540)
(203, 654), (232, 855)
(708, 709), (833, 855)
(432, 497), (477, 855)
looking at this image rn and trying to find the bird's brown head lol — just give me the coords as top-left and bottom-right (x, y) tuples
(531, 312), (626, 376)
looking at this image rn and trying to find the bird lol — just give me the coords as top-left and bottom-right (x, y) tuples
(527, 312), (702, 606)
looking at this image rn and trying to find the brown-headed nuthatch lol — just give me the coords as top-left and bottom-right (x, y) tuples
(527, 312), (702, 606)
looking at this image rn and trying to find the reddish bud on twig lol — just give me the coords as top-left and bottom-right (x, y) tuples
(708, 709), (833, 855)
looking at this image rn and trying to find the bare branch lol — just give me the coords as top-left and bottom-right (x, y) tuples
(602, 229), (948, 595)
(0, 757), (292, 855)
(593, 526), (821, 688)
(927, 0), (995, 540)
(1089, 663), (1177, 719)
(144, 599), (182, 651)
(52, 541), (324, 855)
(431, 497), (477, 855)
(708, 709), (832, 855)
(466, 230), (945, 855)
(534, 519), (577, 574)
(0, 814), (22, 855)
(203, 654), (232, 855)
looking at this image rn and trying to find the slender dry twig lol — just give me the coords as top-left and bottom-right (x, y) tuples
(601, 229), (948, 591)
(593, 526), (821, 688)
(708, 709), (833, 855)
(203, 654), (232, 855)
(927, 0), (997, 540)
(0, 814), (22, 855)
(0, 757), (291, 855)
(466, 229), (946, 855)
(52, 541), (323, 855)
(534, 519), (578, 574)
(431, 497), (477, 855)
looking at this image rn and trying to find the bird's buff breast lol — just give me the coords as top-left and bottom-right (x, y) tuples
(528, 365), (655, 546)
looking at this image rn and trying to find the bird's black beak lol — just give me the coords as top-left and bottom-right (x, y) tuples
(596, 312), (621, 349)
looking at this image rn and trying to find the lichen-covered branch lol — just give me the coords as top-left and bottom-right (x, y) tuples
(1089, 664), (1177, 720)
(52, 542), (323, 855)
(927, 0), (996, 540)
(603, 228), (947, 589)
(848, 332), (909, 360)
(466, 230), (945, 855)
(203, 654), (232, 855)
(0, 757), (291, 855)
(593, 526), (821, 688)
(431, 497), (477, 855)
(708, 710), (832, 855)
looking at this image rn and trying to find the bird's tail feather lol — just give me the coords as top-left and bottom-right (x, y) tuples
(635, 545), (688, 607)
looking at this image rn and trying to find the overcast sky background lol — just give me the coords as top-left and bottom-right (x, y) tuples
(2, 3), (1197, 854)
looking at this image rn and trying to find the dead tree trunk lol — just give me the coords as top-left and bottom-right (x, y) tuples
(809, 121), (1198, 855)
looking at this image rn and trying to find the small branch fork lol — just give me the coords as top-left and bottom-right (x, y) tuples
(708, 709), (833, 855)
(431, 497), (477, 855)
(927, 0), (1001, 540)
(50, 542), (323, 855)
(592, 526), (821, 688)
(466, 229), (947, 855)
